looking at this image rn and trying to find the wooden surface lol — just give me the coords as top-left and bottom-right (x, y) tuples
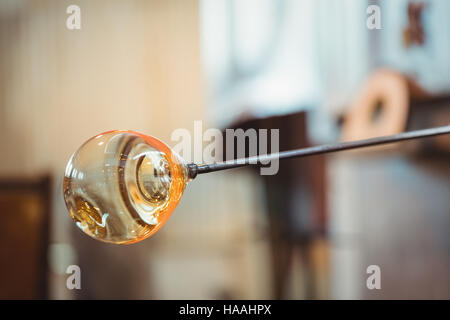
(0, 176), (51, 299)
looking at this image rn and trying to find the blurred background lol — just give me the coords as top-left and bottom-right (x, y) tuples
(0, 0), (449, 299)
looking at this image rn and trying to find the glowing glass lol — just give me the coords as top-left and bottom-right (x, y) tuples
(63, 130), (188, 244)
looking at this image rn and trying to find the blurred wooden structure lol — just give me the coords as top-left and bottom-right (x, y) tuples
(226, 111), (328, 299)
(0, 176), (51, 299)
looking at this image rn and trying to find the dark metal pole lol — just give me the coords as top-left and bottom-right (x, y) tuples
(192, 125), (450, 176)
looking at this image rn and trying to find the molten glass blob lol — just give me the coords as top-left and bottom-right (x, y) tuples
(63, 130), (189, 244)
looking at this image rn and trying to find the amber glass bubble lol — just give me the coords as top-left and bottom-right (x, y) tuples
(63, 130), (188, 244)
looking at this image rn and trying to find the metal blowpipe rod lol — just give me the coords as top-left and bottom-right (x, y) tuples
(194, 125), (450, 175)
